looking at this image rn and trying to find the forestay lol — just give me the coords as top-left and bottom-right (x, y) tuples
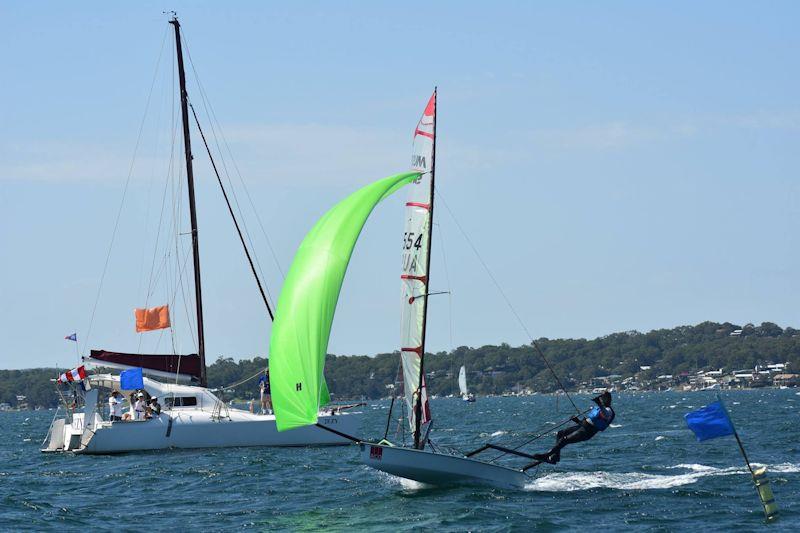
(400, 91), (436, 431)
(270, 172), (421, 432)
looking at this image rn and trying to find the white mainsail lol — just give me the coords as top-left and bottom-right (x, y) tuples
(458, 366), (468, 397)
(400, 91), (436, 431)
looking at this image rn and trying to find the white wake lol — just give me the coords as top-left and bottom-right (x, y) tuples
(525, 463), (800, 492)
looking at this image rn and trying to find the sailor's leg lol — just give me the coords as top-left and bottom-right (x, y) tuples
(555, 426), (574, 441)
(535, 424), (582, 462)
(549, 425), (597, 463)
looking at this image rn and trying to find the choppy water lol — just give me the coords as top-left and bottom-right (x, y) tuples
(1, 390), (798, 531)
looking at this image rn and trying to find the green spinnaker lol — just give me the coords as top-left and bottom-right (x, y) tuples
(270, 171), (421, 431)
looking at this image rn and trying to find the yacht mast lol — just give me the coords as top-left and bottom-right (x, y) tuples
(170, 16), (207, 387)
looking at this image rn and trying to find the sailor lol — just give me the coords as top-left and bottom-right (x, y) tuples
(534, 390), (615, 464)
(258, 370), (272, 415)
(108, 390), (123, 421)
(147, 396), (161, 419)
(122, 392), (136, 421)
(134, 392), (146, 420)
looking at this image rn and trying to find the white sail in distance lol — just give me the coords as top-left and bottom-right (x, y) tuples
(458, 366), (468, 397)
(400, 91), (436, 431)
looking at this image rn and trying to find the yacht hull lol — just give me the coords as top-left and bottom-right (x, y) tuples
(44, 410), (361, 454)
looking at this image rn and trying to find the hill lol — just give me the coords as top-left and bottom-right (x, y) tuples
(3, 321), (798, 408)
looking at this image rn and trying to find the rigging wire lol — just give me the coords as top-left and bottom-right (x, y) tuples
(434, 222), (455, 353)
(211, 368), (266, 392)
(483, 407), (592, 464)
(181, 30), (286, 283)
(82, 26), (169, 356)
(139, 74), (177, 355)
(190, 80), (274, 298)
(181, 29), (283, 304)
(434, 221), (458, 394)
(435, 189), (582, 416)
(188, 102), (275, 320)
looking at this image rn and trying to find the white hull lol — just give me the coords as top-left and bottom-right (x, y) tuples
(360, 443), (526, 490)
(42, 374), (362, 453)
(45, 409), (361, 454)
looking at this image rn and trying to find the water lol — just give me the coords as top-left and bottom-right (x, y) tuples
(1, 390), (798, 530)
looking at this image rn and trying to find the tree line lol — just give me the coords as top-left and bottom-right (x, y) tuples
(3, 321), (798, 408)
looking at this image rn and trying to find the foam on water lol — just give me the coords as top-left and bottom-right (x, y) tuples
(491, 430), (507, 437)
(525, 463), (800, 492)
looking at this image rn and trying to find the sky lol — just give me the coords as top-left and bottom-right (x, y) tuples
(1, 2), (799, 370)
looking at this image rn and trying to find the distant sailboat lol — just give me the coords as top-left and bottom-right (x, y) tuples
(458, 366), (475, 402)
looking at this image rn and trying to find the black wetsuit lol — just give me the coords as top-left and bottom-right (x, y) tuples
(535, 401), (615, 464)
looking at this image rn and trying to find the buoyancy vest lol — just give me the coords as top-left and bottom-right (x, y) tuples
(587, 406), (614, 431)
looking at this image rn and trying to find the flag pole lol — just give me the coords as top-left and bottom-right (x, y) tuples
(716, 394), (778, 521)
(716, 394), (754, 474)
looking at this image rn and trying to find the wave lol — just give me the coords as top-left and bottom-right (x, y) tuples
(525, 462), (800, 492)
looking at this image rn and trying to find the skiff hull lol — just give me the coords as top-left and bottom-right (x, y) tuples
(360, 442), (526, 490)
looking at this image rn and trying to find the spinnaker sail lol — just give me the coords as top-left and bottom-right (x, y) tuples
(458, 366), (468, 397)
(270, 171), (421, 432)
(401, 90), (436, 435)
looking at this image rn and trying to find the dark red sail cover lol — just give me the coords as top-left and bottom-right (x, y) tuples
(88, 350), (201, 381)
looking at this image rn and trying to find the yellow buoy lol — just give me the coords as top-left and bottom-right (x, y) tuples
(752, 467), (778, 521)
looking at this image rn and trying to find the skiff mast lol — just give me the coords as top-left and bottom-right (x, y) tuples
(413, 88), (437, 449)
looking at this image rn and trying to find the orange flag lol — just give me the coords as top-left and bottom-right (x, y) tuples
(134, 305), (171, 333)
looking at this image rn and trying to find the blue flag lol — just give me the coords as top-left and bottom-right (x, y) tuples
(64, 333), (77, 342)
(685, 401), (735, 441)
(120, 367), (144, 390)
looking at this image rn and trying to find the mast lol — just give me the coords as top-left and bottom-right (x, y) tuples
(413, 87), (436, 449)
(170, 16), (207, 387)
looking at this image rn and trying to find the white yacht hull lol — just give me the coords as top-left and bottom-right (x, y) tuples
(45, 410), (361, 454)
(42, 374), (363, 454)
(360, 443), (526, 490)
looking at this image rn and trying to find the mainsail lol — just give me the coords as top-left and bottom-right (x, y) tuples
(270, 172), (421, 432)
(458, 365), (468, 397)
(400, 91), (436, 434)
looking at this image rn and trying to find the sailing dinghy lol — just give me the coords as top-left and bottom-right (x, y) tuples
(458, 366), (475, 402)
(270, 91), (550, 489)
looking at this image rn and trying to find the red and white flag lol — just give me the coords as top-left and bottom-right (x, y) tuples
(59, 365), (87, 383)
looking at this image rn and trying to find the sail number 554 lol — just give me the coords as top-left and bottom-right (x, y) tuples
(403, 232), (423, 250)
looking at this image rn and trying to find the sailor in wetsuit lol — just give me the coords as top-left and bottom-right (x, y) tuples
(534, 390), (615, 464)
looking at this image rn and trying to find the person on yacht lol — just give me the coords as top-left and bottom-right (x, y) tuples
(147, 396), (161, 419)
(122, 392), (136, 421)
(258, 370), (272, 415)
(134, 392), (146, 420)
(108, 390), (123, 421)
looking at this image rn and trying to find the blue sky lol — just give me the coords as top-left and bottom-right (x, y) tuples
(1, 2), (799, 369)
